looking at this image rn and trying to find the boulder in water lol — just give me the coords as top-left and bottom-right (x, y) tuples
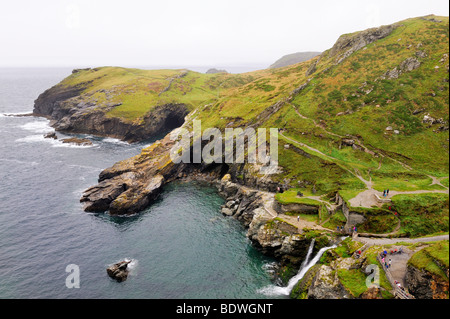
(44, 132), (57, 139)
(106, 260), (132, 282)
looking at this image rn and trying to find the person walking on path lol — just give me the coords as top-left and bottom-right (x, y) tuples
(386, 189), (389, 196)
(297, 215), (300, 222)
(383, 190), (386, 197)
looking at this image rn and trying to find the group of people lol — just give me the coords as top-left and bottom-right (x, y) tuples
(336, 225), (357, 234)
(380, 249), (413, 298)
(382, 189), (390, 197)
(380, 248), (402, 269)
(390, 248), (403, 254)
(381, 253), (392, 269)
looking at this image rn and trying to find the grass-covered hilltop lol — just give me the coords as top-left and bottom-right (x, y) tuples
(34, 15), (449, 299)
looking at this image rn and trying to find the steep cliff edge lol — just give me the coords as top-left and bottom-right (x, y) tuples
(406, 241), (449, 298)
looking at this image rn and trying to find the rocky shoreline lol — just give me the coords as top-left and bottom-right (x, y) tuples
(175, 173), (339, 288)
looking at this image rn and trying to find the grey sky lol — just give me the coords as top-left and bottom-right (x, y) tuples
(0, 0), (448, 69)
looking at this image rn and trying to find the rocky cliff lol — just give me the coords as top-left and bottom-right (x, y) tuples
(405, 265), (449, 299)
(80, 131), (188, 214)
(33, 76), (189, 143)
(405, 241), (449, 299)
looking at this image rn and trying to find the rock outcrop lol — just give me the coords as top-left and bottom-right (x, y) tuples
(107, 260), (132, 282)
(329, 24), (398, 64)
(307, 264), (351, 299)
(80, 133), (183, 214)
(405, 264), (449, 299)
(381, 57), (421, 80)
(33, 80), (189, 143)
(44, 132), (57, 139)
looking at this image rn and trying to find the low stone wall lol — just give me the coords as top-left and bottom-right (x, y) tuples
(274, 202), (319, 215)
(374, 194), (391, 204)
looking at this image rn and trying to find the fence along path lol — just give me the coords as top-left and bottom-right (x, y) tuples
(376, 254), (414, 299)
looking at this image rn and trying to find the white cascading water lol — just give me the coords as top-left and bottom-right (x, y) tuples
(258, 239), (337, 296)
(299, 238), (315, 270)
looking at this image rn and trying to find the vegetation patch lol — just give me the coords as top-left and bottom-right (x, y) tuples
(408, 241), (449, 280)
(391, 193), (449, 237)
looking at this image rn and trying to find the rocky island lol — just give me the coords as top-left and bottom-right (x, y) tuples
(33, 15), (449, 298)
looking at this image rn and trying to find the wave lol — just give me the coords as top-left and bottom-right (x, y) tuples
(0, 111), (33, 118)
(15, 134), (47, 143)
(52, 142), (97, 149)
(15, 134), (96, 148)
(103, 137), (128, 145)
(19, 120), (53, 134)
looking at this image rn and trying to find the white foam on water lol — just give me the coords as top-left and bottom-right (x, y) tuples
(16, 134), (47, 143)
(125, 258), (138, 271)
(19, 120), (53, 134)
(103, 137), (128, 145)
(15, 134), (96, 149)
(118, 258), (139, 276)
(51, 142), (97, 149)
(0, 112), (33, 118)
(262, 262), (278, 275)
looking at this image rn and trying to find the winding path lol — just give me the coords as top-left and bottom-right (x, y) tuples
(355, 234), (449, 246)
(348, 188), (449, 208)
(280, 128), (448, 209)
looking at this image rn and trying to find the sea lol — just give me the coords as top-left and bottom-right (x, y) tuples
(0, 67), (280, 299)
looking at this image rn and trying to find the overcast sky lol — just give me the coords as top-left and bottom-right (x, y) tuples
(0, 0), (448, 69)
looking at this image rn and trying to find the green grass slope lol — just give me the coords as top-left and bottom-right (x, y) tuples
(52, 15), (448, 237)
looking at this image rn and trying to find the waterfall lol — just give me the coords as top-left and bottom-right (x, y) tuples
(258, 240), (337, 296)
(299, 238), (315, 270)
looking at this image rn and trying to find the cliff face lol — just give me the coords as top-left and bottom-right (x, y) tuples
(405, 241), (449, 299)
(405, 265), (449, 299)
